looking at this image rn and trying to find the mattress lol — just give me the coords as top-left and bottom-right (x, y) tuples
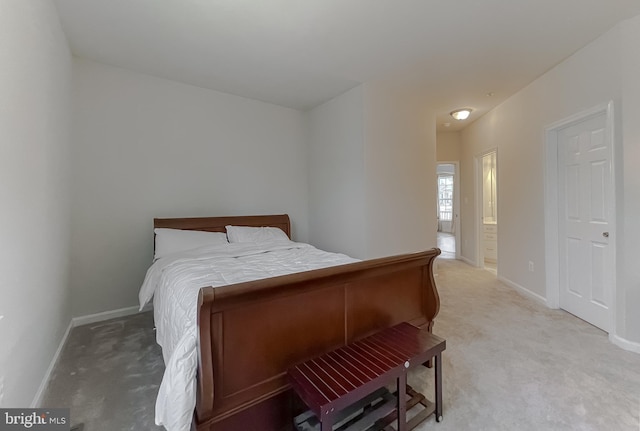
(138, 240), (358, 431)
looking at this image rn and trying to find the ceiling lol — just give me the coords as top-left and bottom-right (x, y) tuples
(54, 0), (640, 132)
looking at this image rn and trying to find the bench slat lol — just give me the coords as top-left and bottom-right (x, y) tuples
(288, 322), (446, 430)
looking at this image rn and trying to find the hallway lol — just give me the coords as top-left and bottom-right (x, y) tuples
(437, 232), (455, 259)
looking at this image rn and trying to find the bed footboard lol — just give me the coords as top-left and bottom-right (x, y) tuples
(194, 248), (441, 431)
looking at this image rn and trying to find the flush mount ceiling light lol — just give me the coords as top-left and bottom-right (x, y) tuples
(450, 109), (472, 120)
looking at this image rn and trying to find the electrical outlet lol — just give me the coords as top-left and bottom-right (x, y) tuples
(529, 261), (534, 272)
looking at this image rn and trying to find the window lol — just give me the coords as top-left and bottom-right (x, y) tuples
(438, 175), (453, 221)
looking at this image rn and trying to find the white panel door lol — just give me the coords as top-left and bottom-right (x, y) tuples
(557, 112), (613, 331)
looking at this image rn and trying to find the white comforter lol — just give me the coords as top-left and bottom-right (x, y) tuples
(138, 240), (358, 431)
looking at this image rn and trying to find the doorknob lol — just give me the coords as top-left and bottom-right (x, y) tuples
(602, 232), (609, 238)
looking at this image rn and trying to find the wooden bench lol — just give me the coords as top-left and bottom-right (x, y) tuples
(287, 322), (446, 431)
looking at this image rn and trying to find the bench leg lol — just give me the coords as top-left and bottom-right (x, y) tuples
(397, 372), (407, 431)
(435, 352), (443, 422)
(320, 410), (334, 431)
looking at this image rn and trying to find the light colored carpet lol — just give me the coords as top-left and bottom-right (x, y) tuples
(41, 312), (164, 430)
(410, 259), (640, 431)
(41, 259), (640, 430)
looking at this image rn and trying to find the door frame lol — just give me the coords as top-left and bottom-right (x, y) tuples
(437, 161), (461, 259)
(475, 148), (498, 268)
(543, 101), (616, 331)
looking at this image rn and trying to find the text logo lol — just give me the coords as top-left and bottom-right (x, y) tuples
(0, 409), (69, 430)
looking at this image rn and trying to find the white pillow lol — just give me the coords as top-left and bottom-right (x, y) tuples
(225, 225), (289, 243)
(154, 228), (228, 259)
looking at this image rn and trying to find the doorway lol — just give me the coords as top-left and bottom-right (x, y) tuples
(437, 162), (460, 259)
(545, 103), (615, 333)
(475, 149), (498, 272)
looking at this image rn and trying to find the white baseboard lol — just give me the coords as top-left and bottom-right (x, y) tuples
(32, 303), (153, 406)
(497, 276), (548, 306)
(72, 304), (151, 327)
(610, 333), (640, 354)
(31, 320), (73, 407)
(459, 256), (477, 267)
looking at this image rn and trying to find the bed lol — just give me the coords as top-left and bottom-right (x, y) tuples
(141, 214), (441, 431)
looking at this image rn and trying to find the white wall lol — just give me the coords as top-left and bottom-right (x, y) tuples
(461, 24), (621, 282)
(306, 81), (438, 260)
(307, 86), (367, 258)
(363, 82), (437, 258)
(619, 15), (640, 343)
(460, 18), (640, 344)
(0, 0), (72, 406)
(436, 131), (462, 162)
(70, 59), (309, 317)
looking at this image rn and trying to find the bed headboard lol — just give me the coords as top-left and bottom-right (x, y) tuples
(153, 214), (292, 239)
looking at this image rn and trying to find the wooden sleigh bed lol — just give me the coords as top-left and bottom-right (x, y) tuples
(153, 214), (441, 431)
